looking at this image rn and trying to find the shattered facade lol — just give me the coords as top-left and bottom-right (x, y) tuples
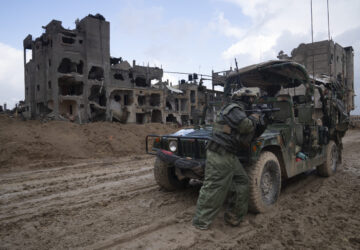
(23, 14), (222, 124)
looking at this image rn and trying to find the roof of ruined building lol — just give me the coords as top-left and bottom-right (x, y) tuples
(166, 85), (183, 94)
(111, 61), (132, 71)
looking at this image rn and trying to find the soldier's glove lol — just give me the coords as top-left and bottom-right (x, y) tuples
(249, 113), (260, 121)
(248, 112), (267, 136)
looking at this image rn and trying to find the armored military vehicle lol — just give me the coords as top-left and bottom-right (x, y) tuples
(146, 60), (349, 213)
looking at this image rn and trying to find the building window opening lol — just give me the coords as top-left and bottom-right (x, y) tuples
(138, 96), (146, 106)
(190, 90), (196, 103)
(37, 85), (40, 91)
(62, 36), (75, 44)
(110, 90), (133, 106)
(166, 114), (177, 123)
(59, 100), (77, 116)
(36, 102), (51, 114)
(181, 115), (189, 125)
(58, 77), (83, 96)
(124, 95), (129, 105)
(89, 85), (106, 106)
(175, 99), (179, 111)
(180, 99), (187, 111)
(135, 77), (147, 87)
(88, 66), (104, 81)
(151, 110), (162, 123)
(114, 73), (124, 80)
(25, 49), (32, 63)
(58, 58), (83, 74)
(77, 60), (84, 74)
(166, 101), (172, 110)
(48, 81), (52, 89)
(136, 113), (145, 124)
(114, 95), (121, 102)
(48, 59), (51, 67)
(150, 94), (160, 106)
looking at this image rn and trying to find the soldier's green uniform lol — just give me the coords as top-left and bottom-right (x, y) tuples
(193, 100), (258, 229)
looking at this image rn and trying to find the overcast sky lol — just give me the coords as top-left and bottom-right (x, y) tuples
(0, 0), (359, 113)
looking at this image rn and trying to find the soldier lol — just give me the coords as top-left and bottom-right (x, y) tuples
(193, 88), (259, 229)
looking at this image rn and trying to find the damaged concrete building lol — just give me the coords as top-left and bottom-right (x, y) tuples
(23, 14), (223, 124)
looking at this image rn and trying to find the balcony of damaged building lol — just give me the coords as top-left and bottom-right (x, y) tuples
(86, 63), (108, 122)
(55, 57), (85, 122)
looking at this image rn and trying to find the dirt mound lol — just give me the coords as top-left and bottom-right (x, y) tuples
(0, 114), (177, 170)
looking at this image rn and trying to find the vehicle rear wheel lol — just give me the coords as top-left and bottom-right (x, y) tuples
(317, 140), (338, 177)
(154, 157), (187, 191)
(246, 151), (281, 213)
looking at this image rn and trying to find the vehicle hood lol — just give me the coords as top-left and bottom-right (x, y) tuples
(258, 128), (281, 141)
(167, 127), (212, 139)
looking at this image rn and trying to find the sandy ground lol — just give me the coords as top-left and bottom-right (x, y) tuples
(0, 115), (359, 249)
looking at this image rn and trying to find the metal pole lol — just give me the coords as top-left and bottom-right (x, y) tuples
(311, 0), (314, 44)
(311, 0), (315, 80)
(327, 0), (331, 41)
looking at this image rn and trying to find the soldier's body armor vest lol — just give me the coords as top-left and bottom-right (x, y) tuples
(210, 102), (255, 154)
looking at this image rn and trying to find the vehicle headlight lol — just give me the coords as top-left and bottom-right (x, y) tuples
(169, 140), (178, 152)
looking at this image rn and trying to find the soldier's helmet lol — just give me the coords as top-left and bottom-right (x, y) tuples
(231, 88), (258, 101)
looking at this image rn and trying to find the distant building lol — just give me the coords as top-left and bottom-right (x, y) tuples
(23, 14), (223, 124)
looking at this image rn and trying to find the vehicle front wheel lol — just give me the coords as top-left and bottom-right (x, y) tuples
(246, 151), (281, 213)
(154, 157), (187, 191)
(317, 140), (338, 177)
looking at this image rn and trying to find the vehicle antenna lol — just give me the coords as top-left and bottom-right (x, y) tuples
(235, 58), (239, 72)
(234, 58), (243, 88)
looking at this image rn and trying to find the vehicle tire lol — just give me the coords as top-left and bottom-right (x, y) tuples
(154, 157), (187, 191)
(317, 140), (338, 177)
(246, 151), (281, 213)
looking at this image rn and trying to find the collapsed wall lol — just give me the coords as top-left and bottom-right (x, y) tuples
(23, 14), (223, 125)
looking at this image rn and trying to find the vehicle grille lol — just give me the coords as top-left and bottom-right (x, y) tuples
(178, 139), (207, 159)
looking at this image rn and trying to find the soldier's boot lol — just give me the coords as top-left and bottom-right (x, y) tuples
(224, 211), (241, 227)
(192, 216), (210, 230)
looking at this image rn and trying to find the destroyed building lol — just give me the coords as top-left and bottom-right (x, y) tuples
(23, 14), (223, 124)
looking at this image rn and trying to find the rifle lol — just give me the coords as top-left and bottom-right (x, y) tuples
(245, 105), (280, 137)
(245, 107), (280, 113)
(245, 104), (280, 115)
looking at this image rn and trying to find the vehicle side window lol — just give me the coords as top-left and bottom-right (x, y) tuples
(272, 101), (292, 122)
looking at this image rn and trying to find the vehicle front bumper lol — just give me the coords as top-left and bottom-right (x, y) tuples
(157, 149), (205, 169)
